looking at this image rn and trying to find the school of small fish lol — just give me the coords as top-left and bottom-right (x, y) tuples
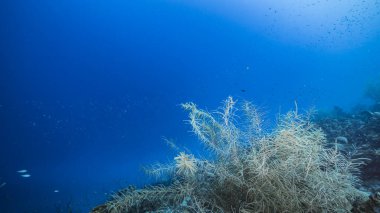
(17, 169), (31, 178)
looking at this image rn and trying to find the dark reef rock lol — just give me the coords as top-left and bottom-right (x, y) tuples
(353, 192), (380, 213)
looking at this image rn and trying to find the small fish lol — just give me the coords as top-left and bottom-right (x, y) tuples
(0, 182), (6, 188)
(17, 170), (28, 173)
(54, 190), (59, 193)
(21, 174), (31, 178)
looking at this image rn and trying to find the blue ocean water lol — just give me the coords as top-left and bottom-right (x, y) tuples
(1, 0), (380, 212)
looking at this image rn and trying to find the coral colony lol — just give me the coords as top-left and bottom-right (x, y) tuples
(92, 97), (380, 212)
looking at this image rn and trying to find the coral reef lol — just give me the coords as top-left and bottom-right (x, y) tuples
(315, 106), (380, 183)
(93, 97), (376, 213)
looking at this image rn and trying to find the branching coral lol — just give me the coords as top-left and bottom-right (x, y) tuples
(103, 97), (369, 213)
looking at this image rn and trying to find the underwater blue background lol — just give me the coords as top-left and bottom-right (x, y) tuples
(1, 0), (380, 212)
